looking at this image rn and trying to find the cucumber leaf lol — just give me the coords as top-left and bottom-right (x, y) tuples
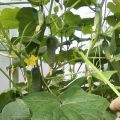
(23, 85), (109, 120)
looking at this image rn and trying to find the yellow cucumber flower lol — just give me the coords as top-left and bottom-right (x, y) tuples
(24, 55), (38, 67)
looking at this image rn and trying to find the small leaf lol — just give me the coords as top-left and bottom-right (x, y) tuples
(1, 99), (31, 120)
(92, 71), (117, 81)
(59, 3), (63, 10)
(54, 6), (59, 13)
(80, 18), (94, 26)
(55, 48), (81, 64)
(55, 0), (59, 3)
(43, 0), (50, 4)
(79, 17), (94, 34)
(61, 25), (75, 36)
(106, 15), (118, 26)
(64, 11), (81, 26)
(81, 25), (92, 34)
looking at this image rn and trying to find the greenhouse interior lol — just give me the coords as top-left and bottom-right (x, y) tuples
(1, 0), (120, 119)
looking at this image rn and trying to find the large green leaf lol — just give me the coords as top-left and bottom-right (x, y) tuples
(0, 8), (20, 29)
(0, 88), (16, 112)
(23, 85), (109, 120)
(23, 92), (59, 120)
(1, 99), (31, 120)
(16, 7), (38, 41)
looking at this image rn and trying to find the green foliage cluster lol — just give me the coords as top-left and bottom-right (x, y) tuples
(0, 0), (120, 119)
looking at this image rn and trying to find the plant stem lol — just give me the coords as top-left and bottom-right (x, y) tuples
(100, 0), (106, 8)
(0, 2), (29, 5)
(56, 56), (106, 69)
(47, 0), (54, 24)
(0, 39), (7, 50)
(61, 0), (80, 16)
(78, 51), (120, 96)
(87, 2), (102, 56)
(104, 22), (120, 36)
(0, 22), (21, 59)
(40, 58), (54, 95)
(45, 71), (82, 80)
(0, 68), (16, 85)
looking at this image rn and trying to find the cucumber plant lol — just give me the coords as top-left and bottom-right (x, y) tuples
(0, 0), (120, 119)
